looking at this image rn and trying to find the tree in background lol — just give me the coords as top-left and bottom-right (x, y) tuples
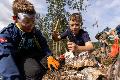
(36, 0), (89, 56)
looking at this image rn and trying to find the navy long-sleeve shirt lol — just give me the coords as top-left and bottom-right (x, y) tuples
(60, 28), (91, 46)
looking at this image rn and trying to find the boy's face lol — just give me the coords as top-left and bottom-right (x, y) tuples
(69, 20), (81, 35)
(17, 13), (35, 32)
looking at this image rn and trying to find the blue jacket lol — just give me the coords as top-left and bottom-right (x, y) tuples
(0, 23), (52, 78)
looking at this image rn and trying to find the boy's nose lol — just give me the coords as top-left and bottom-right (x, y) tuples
(73, 25), (77, 28)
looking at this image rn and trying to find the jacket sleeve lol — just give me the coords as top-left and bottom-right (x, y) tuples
(0, 24), (15, 57)
(82, 31), (91, 43)
(0, 34), (13, 58)
(0, 32), (20, 77)
(36, 30), (52, 56)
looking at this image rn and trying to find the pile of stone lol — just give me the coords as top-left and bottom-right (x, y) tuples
(64, 51), (97, 68)
(42, 51), (106, 80)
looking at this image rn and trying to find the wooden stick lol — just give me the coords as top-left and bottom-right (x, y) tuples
(54, 19), (60, 31)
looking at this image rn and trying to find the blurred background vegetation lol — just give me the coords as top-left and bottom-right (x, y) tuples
(35, 0), (98, 56)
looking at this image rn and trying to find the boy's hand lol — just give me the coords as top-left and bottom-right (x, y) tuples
(52, 31), (59, 41)
(67, 42), (78, 52)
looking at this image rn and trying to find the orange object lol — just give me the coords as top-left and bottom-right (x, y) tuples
(109, 37), (119, 58)
(47, 56), (60, 70)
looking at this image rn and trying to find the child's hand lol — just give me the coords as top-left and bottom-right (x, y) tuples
(52, 31), (59, 41)
(67, 41), (78, 52)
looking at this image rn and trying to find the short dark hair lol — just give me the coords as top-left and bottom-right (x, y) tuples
(12, 0), (36, 16)
(69, 13), (83, 26)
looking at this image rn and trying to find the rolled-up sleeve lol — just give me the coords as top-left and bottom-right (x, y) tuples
(82, 31), (91, 43)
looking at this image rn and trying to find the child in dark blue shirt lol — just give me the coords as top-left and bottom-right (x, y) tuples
(52, 13), (93, 53)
